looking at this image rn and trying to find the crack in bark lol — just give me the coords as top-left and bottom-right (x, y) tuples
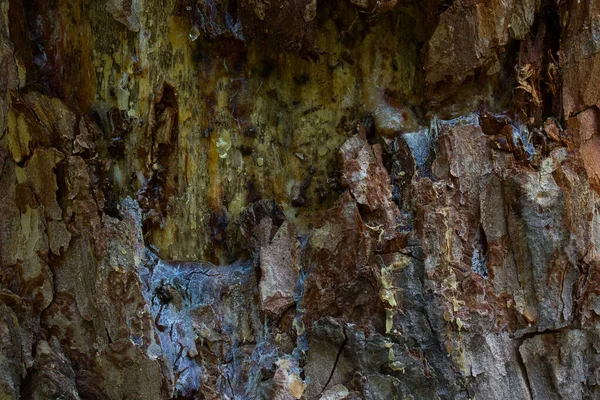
(316, 327), (348, 398)
(569, 104), (598, 119)
(397, 249), (424, 262)
(516, 341), (534, 400)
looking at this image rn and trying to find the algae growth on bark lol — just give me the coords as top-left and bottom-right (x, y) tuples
(2, 0), (600, 399)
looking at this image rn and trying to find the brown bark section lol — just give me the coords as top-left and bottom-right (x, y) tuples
(2, 1), (600, 399)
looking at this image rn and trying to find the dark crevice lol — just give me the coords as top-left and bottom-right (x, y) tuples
(515, 342), (534, 399)
(471, 224), (488, 279)
(317, 328), (348, 397)
(569, 104), (598, 120)
(539, 0), (562, 121)
(138, 82), (179, 235)
(397, 249), (424, 263)
(104, 326), (113, 344)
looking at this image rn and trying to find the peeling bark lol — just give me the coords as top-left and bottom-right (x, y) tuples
(2, 0), (600, 399)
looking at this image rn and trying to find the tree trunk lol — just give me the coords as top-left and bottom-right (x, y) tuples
(1, 0), (599, 398)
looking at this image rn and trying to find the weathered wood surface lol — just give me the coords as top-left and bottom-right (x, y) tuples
(2, 0), (600, 398)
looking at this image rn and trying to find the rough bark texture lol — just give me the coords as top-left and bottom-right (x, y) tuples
(2, 0), (600, 399)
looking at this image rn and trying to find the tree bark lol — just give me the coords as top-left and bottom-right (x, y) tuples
(1, 0), (599, 399)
